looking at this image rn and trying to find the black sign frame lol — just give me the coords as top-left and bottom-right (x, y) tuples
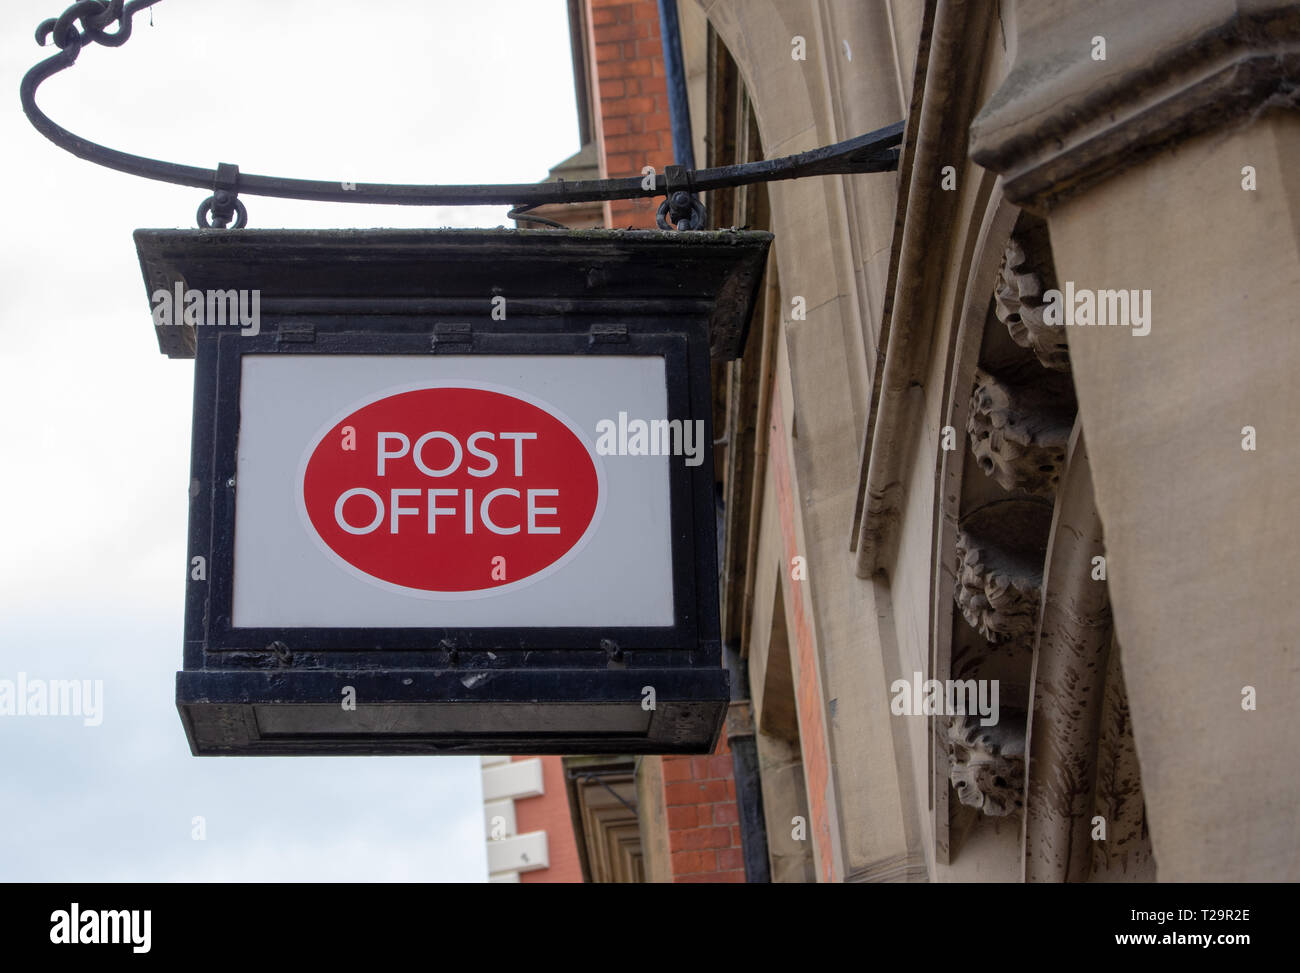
(137, 228), (771, 755)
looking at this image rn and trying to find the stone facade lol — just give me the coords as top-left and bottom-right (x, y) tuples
(558, 0), (1300, 882)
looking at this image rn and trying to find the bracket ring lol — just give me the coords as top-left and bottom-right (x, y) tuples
(196, 194), (248, 229)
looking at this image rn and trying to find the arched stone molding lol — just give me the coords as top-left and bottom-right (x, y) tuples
(1021, 425), (1116, 882)
(927, 179), (1022, 868)
(695, 0), (948, 883)
(1090, 639), (1156, 880)
(931, 204), (1154, 883)
(695, 0), (905, 402)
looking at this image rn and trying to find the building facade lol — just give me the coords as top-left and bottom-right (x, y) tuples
(508, 0), (1300, 882)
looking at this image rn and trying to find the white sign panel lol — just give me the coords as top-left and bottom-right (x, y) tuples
(231, 354), (674, 628)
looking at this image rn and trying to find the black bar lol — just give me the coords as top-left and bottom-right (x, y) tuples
(657, 0), (695, 171)
(20, 1), (901, 215)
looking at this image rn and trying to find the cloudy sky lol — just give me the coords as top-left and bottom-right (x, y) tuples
(1, 0), (581, 881)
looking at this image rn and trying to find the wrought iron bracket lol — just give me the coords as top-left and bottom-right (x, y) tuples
(22, 0), (903, 229)
(657, 165), (707, 230)
(196, 162), (246, 229)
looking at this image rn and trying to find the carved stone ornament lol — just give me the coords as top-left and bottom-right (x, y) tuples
(954, 500), (1051, 644)
(967, 367), (1072, 497)
(947, 711), (1026, 817)
(994, 238), (1069, 371)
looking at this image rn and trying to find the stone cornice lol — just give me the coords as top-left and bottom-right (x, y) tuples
(970, 0), (1300, 211)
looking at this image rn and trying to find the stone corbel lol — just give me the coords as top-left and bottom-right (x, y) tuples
(947, 711), (1027, 817)
(970, 0), (1300, 211)
(954, 500), (1053, 644)
(967, 367), (1073, 497)
(994, 238), (1070, 372)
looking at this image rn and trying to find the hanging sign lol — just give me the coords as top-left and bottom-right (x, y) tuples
(136, 227), (771, 755)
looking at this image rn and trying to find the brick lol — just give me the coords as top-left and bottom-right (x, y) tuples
(677, 869), (746, 884)
(604, 153), (636, 175)
(664, 780), (707, 806)
(671, 850), (717, 875)
(601, 116), (630, 136)
(713, 802), (739, 825)
(608, 196), (660, 229)
(599, 59), (630, 80)
(603, 133), (662, 155)
(699, 779), (730, 803)
(595, 43), (622, 63)
(603, 95), (655, 118)
(709, 754), (734, 779)
(598, 79), (625, 100)
(731, 825), (743, 846)
(607, 58), (657, 82)
(666, 805), (697, 829)
(691, 756), (713, 780)
(669, 826), (733, 851)
(599, 23), (641, 41)
(662, 756), (693, 782)
(717, 848), (745, 871)
(702, 826), (735, 849)
(676, 872), (729, 883)
(591, 7), (618, 26)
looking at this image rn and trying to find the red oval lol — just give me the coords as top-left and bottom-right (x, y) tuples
(301, 386), (600, 593)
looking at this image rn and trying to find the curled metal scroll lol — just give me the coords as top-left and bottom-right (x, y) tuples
(21, 0), (902, 228)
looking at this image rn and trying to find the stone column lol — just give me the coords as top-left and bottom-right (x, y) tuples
(971, 0), (1300, 881)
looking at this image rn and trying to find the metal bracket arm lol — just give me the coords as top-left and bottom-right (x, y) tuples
(22, 0), (903, 221)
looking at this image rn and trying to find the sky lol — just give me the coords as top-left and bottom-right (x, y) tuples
(1, 0), (582, 882)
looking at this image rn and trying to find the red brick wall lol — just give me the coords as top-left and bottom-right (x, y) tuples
(662, 729), (746, 882)
(585, 0), (675, 229)
(512, 755), (584, 883)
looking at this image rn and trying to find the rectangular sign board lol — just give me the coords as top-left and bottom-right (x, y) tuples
(135, 228), (771, 755)
(234, 354), (675, 629)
